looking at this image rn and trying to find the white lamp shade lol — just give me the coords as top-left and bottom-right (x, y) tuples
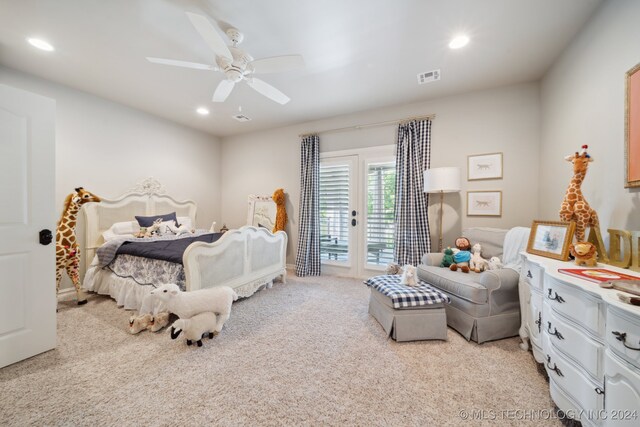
(423, 167), (461, 193)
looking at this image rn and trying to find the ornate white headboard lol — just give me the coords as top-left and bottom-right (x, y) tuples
(79, 178), (196, 278)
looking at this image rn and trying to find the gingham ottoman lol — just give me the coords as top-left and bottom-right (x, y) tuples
(364, 275), (450, 342)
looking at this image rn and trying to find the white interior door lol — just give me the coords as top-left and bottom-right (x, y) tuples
(0, 84), (57, 368)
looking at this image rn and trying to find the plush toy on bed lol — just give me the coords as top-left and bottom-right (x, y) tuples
(272, 188), (288, 233)
(450, 237), (472, 273)
(469, 243), (489, 273)
(170, 312), (218, 347)
(399, 264), (418, 287)
(440, 247), (455, 268)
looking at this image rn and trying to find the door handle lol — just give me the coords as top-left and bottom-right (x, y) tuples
(352, 210), (356, 216)
(39, 229), (53, 245)
(351, 219), (356, 226)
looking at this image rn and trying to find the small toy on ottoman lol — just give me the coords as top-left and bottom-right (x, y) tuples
(399, 265), (418, 286)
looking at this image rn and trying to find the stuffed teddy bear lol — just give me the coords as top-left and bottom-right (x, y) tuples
(450, 237), (472, 273)
(487, 256), (503, 270)
(385, 262), (402, 275)
(440, 247), (455, 268)
(569, 242), (598, 267)
(399, 264), (418, 286)
(272, 188), (288, 233)
(469, 243), (489, 273)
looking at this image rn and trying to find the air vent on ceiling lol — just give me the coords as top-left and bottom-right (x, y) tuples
(417, 69), (441, 85)
(232, 114), (251, 122)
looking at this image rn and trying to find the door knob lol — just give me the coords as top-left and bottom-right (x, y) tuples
(351, 219), (356, 226)
(39, 229), (53, 245)
(352, 210), (356, 216)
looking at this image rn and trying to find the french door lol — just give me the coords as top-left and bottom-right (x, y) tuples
(319, 147), (395, 277)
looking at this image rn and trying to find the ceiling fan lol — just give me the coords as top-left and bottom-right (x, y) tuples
(146, 12), (304, 105)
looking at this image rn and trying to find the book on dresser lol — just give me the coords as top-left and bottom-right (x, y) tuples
(557, 268), (640, 284)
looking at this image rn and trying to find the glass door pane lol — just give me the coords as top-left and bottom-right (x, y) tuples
(319, 161), (351, 264)
(366, 161), (395, 266)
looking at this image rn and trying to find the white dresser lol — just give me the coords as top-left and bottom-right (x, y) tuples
(519, 253), (640, 426)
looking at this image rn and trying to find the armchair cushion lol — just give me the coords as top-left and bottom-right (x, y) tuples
(416, 265), (488, 304)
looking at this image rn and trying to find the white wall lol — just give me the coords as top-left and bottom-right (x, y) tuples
(221, 83), (541, 264)
(540, 0), (640, 241)
(0, 66), (221, 289)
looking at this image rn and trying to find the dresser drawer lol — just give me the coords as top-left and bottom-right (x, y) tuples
(545, 304), (603, 380)
(606, 306), (640, 370)
(604, 350), (640, 426)
(544, 277), (605, 337)
(523, 259), (543, 291)
(544, 335), (603, 414)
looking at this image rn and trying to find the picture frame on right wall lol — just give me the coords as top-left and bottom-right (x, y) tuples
(626, 61), (640, 188)
(467, 191), (502, 216)
(468, 152), (503, 180)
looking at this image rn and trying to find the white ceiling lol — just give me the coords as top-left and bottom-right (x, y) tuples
(0, 0), (602, 137)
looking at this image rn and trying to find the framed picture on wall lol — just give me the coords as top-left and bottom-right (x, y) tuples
(247, 195), (276, 230)
(467, 152), (503, 180)
(526, 220), (576, 261)
(626, 61), (640, 188)
(467, 191), (502, 216)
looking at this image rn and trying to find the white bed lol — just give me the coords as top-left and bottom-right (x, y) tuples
(80, 180), (287, 311)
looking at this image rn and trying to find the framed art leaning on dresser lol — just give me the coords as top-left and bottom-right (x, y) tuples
(526, 220), (576, 261)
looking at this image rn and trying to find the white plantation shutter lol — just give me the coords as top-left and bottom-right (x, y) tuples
(366, 162), (395, 265)
(319, 163), (350, 261)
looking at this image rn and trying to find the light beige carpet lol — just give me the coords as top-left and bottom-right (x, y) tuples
(1, 275), (562, 426)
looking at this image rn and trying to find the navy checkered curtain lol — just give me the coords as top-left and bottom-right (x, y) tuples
(295, 135), (321, 276)
(393, 119), (432, 265)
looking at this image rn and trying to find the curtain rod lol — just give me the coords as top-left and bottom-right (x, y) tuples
(298, 114), (435, 138)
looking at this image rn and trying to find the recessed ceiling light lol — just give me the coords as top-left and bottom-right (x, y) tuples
(449, 35), (469, 50)
(196, 107), (210, 116)
(27, 38), (55, 52)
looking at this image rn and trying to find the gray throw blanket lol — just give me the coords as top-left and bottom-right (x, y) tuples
(96, 230), (210, 268)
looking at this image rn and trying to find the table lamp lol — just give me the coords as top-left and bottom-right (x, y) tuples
(423, 167), (461, 252)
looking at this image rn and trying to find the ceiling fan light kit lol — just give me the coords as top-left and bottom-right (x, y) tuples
(146, 12), (304, 106)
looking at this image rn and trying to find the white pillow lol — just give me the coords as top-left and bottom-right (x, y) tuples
(102, 221), (140, 242)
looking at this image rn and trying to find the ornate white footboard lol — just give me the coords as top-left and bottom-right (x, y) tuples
(184, 226), (287, 298)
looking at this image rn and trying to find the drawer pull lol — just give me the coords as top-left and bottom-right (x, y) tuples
(612, 331), (640, 351)
(546, 355), (564, 377)
(547, 322), (564, 340)
(547, 289), (565, 303)
(595, 387), (605, 395)
(527, 270), (533, 279)
(535, 312), (541, 333)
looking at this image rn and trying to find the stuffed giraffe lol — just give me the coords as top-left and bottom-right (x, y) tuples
(56, 187), (101, 305)
(559, 145), (599, 242)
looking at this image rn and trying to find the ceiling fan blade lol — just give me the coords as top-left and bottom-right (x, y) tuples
(185, 12), (233, 61)
(213, 79), (235, 102)
(246, 78), (290, 105)
(250, 55), (305, 74)
(146, 57), (216, 71)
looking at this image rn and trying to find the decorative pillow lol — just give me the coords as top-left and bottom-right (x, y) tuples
(135, 212), (178, 228)
(176, 216), (192, 230)
(102, 221), (140, 242)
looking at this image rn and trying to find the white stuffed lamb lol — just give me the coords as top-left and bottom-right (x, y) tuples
(150, 283), (237, 334)
(399, 264), (418, 287)
(170, 312), (218, 347)
(487, 256), (503, 270)
(469, 243), (489, 273)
